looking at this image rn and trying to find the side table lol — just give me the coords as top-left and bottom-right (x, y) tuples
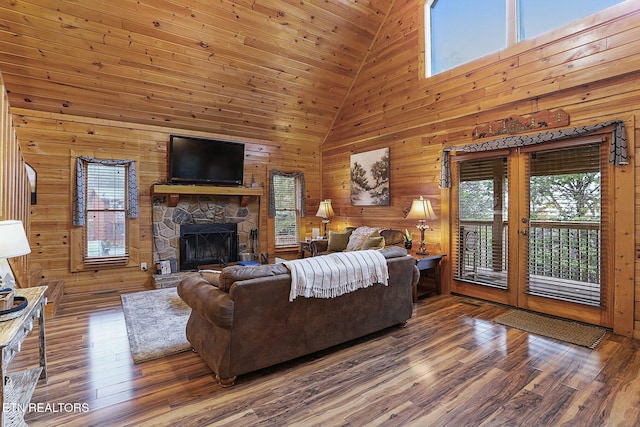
(411, 254), (445, 302)
(299, 240), (327, 258)
(0, 286), (48, 427)
(298, 241), (313, 258)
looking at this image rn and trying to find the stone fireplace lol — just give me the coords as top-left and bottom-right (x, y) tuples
(152, 194), (259, 273)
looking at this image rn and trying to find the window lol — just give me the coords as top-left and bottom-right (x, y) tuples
(517, 0), (623, 40)
(425, 0), (624, 76)
(273, 175), (300, 247)
(72, 156), (138, 270)
(269, 170), (306, 248)
(427, 0), (506, 76)
(85, 163), (128, 261)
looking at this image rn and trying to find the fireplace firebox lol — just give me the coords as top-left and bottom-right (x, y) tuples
(179, 223), (238, 271)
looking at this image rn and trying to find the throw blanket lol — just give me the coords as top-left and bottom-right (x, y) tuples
(283, 250), (389, 301)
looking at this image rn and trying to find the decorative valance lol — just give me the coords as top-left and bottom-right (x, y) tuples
(439, 120), (628, 188)
(268, 170), (307, 217)
(73, 156), (138, 226)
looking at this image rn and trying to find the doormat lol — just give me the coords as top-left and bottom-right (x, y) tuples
(494, 310), (607, 349)
(122, 287), (192, 363)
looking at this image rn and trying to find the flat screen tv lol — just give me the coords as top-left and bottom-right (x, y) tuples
(168, 135), (245, 186)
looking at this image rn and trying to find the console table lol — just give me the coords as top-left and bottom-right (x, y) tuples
(0, 286), (48, 427)
(411, 254), (445, 302)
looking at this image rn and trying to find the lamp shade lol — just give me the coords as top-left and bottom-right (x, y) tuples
(406, 196), (438, 221)
(0, 220), (31, 258)
(315, 199), (335, 219)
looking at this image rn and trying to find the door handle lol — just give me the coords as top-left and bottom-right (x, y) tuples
(520, 229), (528, 236)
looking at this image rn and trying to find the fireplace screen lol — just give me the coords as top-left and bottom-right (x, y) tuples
(179, 223), (238, 271)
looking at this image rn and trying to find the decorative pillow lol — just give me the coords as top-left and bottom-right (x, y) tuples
(327, 230), (352, 252)
(380, 229), (405, 246)
(362, 236), (385, 250)
(346, 226), (381, 251)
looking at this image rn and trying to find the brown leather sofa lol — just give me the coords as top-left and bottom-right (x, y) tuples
(178, 246), (419, 386)
(310, 228), (406, 256)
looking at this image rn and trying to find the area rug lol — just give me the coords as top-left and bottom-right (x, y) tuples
(121, 287), (192, 363)
(494, 310), (607, 349)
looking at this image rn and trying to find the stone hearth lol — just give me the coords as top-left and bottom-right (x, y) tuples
(152, 272), (192, 289)
(152, 194), (259, 271)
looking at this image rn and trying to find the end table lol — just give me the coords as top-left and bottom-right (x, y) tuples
(298, 241), (313, 258)
(411, 253), (445, 302)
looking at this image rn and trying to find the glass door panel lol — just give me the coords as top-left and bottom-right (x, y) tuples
(454, 156), (508, 290)
(519, 141), (612, 327)
(527, 145), (601, 306)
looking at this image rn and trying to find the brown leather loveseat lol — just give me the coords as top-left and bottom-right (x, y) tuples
(310, 227), (406, 256)
(178, 246), (419, 386)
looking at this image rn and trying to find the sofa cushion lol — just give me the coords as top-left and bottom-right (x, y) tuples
(346, 226), (381, 251)
(362, 236), (385, 250)
(379, 246), (408, 258)
(198, 270), (222, 287)
(327, 230), (353, 252)
(218, 263), (289, 291)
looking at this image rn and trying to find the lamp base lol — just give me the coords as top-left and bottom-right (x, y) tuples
(322, 219), (330, 238)
(416, 226), (429, 256)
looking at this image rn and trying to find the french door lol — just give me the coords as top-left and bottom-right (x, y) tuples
(450, 135), (614, 327)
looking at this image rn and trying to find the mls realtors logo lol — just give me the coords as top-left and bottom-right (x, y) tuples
(3, 402), (90, 413)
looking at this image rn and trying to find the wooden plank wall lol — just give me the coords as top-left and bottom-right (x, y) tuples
(13, 109), (321, 294)
(0, 72), (30, 288)
(321, 2), (639, 337)
(0, 0), (389, 148)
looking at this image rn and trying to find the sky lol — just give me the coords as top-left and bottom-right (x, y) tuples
(430, 0), (624, 73)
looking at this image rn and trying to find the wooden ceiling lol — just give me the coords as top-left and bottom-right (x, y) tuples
(0, 0), (393, 145)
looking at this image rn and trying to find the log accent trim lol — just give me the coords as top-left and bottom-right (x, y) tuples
(472, 109), (570, 139)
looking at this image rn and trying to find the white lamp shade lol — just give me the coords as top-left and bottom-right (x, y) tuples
(406, 196), (438, 221)
(315, 199), (335, 219)
(0, 220), (31, 258)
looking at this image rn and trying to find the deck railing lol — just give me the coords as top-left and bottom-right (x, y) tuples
(528, 221), (600, 284)
(458, 220), (601, 305)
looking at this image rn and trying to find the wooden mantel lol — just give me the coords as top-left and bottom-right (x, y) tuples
(152, 184), (264, 207)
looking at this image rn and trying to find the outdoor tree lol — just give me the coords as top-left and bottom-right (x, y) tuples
(458, 180), (495, 220)
(530, 173), (600, 221)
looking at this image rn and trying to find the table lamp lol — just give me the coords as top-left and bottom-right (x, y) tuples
(315, 199), (335, 238)
(406, 196), (437, 255)
(0, 220), (31, 288)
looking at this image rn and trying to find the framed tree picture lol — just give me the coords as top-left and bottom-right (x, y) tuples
(350, 147), (390, 206)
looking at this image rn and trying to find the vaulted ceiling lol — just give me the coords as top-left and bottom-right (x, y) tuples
(0, 0), (393, 145)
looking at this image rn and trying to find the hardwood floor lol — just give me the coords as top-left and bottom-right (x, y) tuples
(10, 291), (640, 426)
